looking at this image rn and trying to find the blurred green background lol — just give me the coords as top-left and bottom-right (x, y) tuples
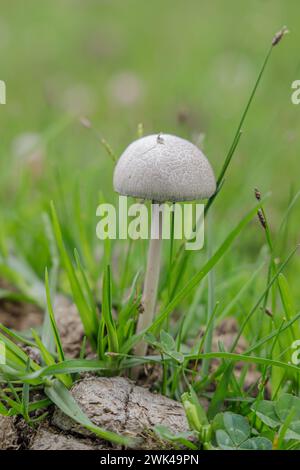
(0, 0), (299, 306)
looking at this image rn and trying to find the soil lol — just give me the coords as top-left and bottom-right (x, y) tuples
(0, 377), (190, 450)
(52, 376), (190, 449)
(30, 426), (110, 450)
(0, 277), (86, 359)
(0, 277), (263, 450)
(212, 318), (262, 393)
(0, 278), (43, 331)
(53, 294), (87, 358)
(0, 415), (19, 450)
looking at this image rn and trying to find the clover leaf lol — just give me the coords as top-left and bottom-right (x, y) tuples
(213, 412), (272, 450)
(251, 393), (300, 441)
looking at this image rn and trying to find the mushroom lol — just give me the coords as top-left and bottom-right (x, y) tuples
(113, 133), (216, 359)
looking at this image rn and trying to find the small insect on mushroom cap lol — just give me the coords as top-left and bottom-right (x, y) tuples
(113, 134), (216, 203)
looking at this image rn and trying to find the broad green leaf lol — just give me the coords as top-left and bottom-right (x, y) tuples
(223, 412), (249, 445)
(275, 393), (300, 422)
(215, 429), (235, 449)
(182, 389), (208, 427)
(160, 330), (176, 352)
(252, 394), (300, 442)
(251, 400), (280, 428)
(214, 412), (272, 450)
(285, 420), (300, 440)
(182, 393), (203, 432)
(168, 351), (184, 364)
(240, 437), (272, 450)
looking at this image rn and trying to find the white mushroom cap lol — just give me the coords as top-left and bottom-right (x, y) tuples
(113, 134), (216, 202)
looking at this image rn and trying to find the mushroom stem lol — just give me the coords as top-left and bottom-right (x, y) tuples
(135, 203), (163, 358)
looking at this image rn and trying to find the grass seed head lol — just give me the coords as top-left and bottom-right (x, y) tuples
(272, 26), (289, 46)
(254, 187), (261, 201)
(257, 208), (267, 229)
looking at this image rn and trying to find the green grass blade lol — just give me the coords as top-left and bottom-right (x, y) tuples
(31, 329), (55, 366)
(217, 262), (265, 322)
(231, 246), (298, 351)
(74, 248), (98, 318)
(42, 212), (59, 353)
(0, 323), (36, 349)
(21, 359), (109, 380)
(101, 265), (119, 353)
(0, 330), (39, 371)
(150, 197), (269, 332)
(45, 268), (65, 363)
(50, 201), (98, 345)
(245, 311), (300, 354)
(21, 359), (31, 422)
